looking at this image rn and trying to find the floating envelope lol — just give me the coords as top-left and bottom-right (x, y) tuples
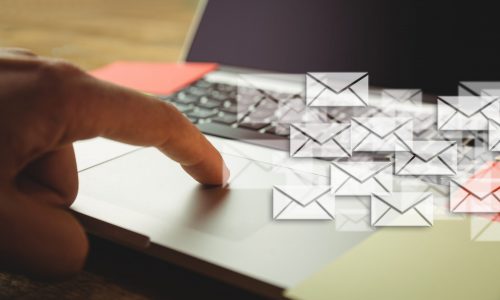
(290, 123), (351, 158)
(458, 81), (500, 96)
(306, 72), (369, 107)
(331, 161), (393, 196)
(450, 177), (500, 213)
(381, 89), (422, 105)
(394, 176), (458, 220)
(437, 96), (500, 130)
(470, 214), (500, 241)
(273, 185), (334, 220)
(489, 119), (500, 151)
(351, 117), (413, 152)
(395, 140), (457, 176)
(335, 196), (374, 232)
(371, 193), (433, 227)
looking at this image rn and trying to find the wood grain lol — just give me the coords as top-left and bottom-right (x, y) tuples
(0, 0), (199, 70)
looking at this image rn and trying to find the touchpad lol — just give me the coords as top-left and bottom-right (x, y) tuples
(78, 148), (326, 240)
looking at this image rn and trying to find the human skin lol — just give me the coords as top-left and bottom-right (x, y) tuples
(0, 48), (229, 278)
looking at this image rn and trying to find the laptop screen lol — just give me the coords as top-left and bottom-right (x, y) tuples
(186, 0), (500, 95)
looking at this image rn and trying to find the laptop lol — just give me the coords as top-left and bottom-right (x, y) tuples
(71, 0), (496, 298)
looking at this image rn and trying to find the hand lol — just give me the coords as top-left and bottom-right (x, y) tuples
(0, 48), (229, 277)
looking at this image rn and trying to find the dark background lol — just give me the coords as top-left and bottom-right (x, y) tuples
(188, 0), (500, 95)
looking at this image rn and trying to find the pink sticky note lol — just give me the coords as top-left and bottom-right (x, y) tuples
(89, 61), (218, 95)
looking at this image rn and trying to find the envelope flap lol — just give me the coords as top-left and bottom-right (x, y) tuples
(353, 117), (411, 138)
(308, 72), (367, 93)
(274, 186), (330, 206)
(407, 141), (455, 162)
(439, 96), (499, 117)
(452, 178), (500, 200)
(292, 123), (350, 144)
(343, 212), (370, 223)
(383, 89), (420, 101)
(374, 193), (431, 214)
(333, 161), (392, 183)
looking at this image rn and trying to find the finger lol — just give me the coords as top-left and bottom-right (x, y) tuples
(17, 145), (78, 207)
(56, 68), (229, 185)
(0, 189), (88, 277)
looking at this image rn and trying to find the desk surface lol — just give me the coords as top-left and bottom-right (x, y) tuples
(0, 1), (267, 298)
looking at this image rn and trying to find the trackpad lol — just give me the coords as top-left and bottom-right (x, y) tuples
(78, 148), (326, 240)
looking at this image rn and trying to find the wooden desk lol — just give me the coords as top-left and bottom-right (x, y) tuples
(0, 0), (196, 69)
(0, 1), (268, 298)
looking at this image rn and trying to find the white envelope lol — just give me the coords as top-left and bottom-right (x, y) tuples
(335, 196), (374, 232)
(273, 185), (334, 220)
(306, 72), (369, 107)
(450, 177), (500, 213)
(394, 140), (457, 176)
(290, 123), (351, 158)
(237, 73), (325, 124)
(331, 161), (393, 196)
(371, 193), (433, 227)
(393, 176), (458, 220)
(489, 119), (500, 151)
(351, 117), (413, 152)
(217, 139), (327, 190)
(437, 96), (500, 130)
(381, 89), (422, 105)
(470, 214), (500, 241)
(458, 81), (500, 96)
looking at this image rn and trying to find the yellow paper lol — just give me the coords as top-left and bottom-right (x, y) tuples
(286, 218), (500, 300)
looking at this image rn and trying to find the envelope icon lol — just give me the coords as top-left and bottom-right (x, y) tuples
(450, 177), (500, 213)
(331, 161), (393, 196)
(437, 96), (500, 130)
(395, 140), (457, 176)
(458, 81), (500, 96)
(219, 140), (325, 190)
(290, 123), (351, 158)
(371, 193), (433, 227)
(335, 196), (374, 232)
(470, 214), (500, 241)
(306, 72), (369, 107)
(351, 117), (413, 152)
(273, 185), (334, 220)
(489, 119), (500, 151)
(377, 89), (423, 117)
(382, 89), (422, 105)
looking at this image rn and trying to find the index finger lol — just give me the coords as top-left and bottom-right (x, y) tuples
(52, 63), (229, 185)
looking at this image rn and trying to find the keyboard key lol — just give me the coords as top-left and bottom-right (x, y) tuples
(186, 108), (218, 119)
(220, 101), (238, 114)
(210, 90), (229, 101)
(212, 113), (237, 125)
(198, 97), (222, 109)
(193, 79), (211, 88)
(172, 102), (193, 113)
(175, 92), (199, 104)
(265, 125), (290, 136)
(215, 83), (237, 93)
(186, 86), (208, 97)
(238, 122), (269, 131)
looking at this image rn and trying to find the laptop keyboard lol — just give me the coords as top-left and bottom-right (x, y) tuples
(158, 78), (482, 185)
(159, 79), (388, 138)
